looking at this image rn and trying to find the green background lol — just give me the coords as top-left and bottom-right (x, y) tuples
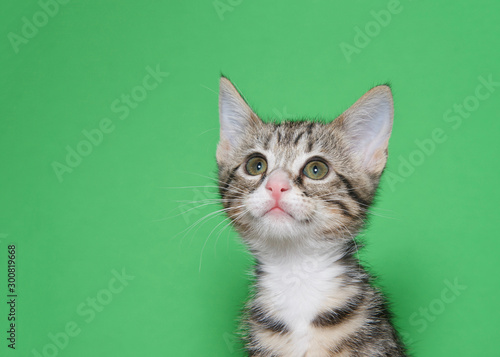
(1, 0), (499, 356)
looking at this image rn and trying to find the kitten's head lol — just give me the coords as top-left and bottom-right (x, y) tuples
(216, 77), (393, 249)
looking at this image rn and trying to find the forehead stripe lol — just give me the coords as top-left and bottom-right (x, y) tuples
(293, 131), (305, 145)
(263, 134), (272, 150)
(306, 122), (314, 135)
(306, 140), (314, 153)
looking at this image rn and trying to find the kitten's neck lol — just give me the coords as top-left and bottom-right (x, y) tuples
(255, 245), (348, 290)
(251, 238), (359, 305)
(247, 234), (359, 268)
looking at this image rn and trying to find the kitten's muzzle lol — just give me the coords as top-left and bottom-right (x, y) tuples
(264, 170), (293, 217)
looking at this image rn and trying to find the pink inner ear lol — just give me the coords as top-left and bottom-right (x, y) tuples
(339, 88), (393, 173)
(216, 138), (232, 164)
(219, 77), (262, 147)
(368, 140), (390, 173)
(219, 138), (231, 152)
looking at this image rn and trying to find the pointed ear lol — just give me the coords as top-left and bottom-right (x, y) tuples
(217, 77), (261, 161)
(331, 85), (394, 174)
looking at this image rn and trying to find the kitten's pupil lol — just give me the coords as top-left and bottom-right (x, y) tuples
(257, 162), (262, 171)
(312, 165), (318, 174)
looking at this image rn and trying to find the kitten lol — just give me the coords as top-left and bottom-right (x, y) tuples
(216, 77), (407, 357)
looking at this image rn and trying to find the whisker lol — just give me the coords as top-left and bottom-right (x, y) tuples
(160, 183), (248, 196)
(178, 171), (250, 195)
(199, 208), (250, 272)
(172, 204), (246, 247)
(154, 201), (223, 222)
(199, 216), (232, 272)
(159, 185), (220, 190)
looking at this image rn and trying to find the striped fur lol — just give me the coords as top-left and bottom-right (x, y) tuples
(216, 77), (407, 356)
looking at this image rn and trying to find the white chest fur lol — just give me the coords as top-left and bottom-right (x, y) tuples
(257, 251), (346, 356)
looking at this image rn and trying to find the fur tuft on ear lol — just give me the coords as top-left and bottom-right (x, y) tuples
(332, 85), (394, 174)
(217, 77), (261, 162)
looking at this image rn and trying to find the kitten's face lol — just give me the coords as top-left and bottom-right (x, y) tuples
(216, 78), (393, 246)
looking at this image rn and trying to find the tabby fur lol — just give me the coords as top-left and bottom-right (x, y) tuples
(216, 77), (407, 357)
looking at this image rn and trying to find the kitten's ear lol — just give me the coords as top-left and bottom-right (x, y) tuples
(217, 77), (262, 161)
(331, 85), (393, 174)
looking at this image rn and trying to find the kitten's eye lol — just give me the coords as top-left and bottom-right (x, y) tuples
(246, 156), (267, 176)
(303, 160), (329, 180)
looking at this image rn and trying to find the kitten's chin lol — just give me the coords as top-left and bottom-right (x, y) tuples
(253, 212), (309, 240)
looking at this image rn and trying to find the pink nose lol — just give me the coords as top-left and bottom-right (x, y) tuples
(265, 171), (291, 201)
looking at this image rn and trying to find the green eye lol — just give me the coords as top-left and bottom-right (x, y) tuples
(303, 160), (329, 180)
(246, 156), (267, 176)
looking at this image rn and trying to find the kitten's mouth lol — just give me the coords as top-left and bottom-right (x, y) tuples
(269, 207), (285, 214)
(265, 206), (294, 219)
